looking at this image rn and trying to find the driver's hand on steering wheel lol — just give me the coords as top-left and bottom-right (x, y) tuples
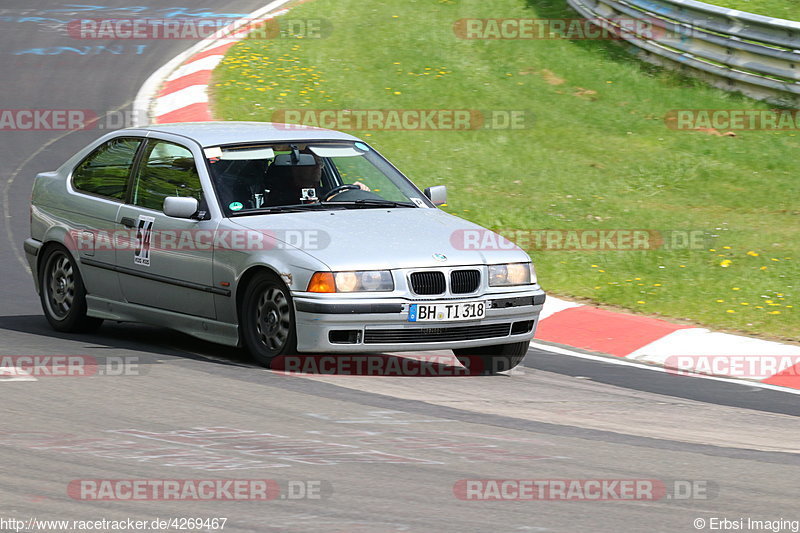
(324, 182), (372, 201)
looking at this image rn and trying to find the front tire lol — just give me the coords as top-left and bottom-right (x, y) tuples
(241, 271), (297, 367)
(39, 245), (103, 333)
(453, 340), (530, 375)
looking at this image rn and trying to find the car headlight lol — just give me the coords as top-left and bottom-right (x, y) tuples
(488, 263), (536, 287)
(308, 271), (394, 293)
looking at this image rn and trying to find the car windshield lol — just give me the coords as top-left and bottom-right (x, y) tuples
(206, 141), (429, 216)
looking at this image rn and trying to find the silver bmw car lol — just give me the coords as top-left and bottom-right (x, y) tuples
(25, 122), (546, 373)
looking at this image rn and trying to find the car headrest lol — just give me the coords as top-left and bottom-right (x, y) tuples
(264, 162), (294, 187)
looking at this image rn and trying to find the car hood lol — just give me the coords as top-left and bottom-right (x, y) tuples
(229, 207), (531, 270)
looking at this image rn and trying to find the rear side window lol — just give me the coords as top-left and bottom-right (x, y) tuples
(72, 137), (142, 201)
(131, 140), (203, 211)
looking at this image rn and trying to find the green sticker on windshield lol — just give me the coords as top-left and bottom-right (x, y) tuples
(229, 202), (244, 211)
(354, 142), (370, 152)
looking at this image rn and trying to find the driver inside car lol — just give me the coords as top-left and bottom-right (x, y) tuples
(263, 150), (371, 207)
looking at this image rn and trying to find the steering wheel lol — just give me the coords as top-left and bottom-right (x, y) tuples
(324, 184), (361, 201)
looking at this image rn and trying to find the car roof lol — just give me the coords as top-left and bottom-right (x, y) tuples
(124, 121), (360, 148)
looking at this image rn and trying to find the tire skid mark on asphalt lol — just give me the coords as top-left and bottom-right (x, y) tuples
(0, 422), (562, 470)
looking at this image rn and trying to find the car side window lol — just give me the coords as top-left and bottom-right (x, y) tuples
(131, 140), (203, 211)
(72, 137), (142, 201)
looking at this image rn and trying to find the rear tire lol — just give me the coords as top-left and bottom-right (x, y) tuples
(39, 245), (103, 333)
(453, 340), (530, 375)
(241, 271), (297, 368)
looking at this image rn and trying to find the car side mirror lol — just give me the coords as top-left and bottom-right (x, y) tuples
(424, 185), (447, 206)
(163, 197), (199, 219)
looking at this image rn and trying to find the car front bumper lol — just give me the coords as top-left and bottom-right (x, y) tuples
(292, 289), (545, 353)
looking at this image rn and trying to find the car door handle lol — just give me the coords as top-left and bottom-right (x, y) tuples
(120, 217), (136, 228)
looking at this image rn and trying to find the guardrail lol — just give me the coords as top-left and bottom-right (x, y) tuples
(566, 0), (800, 106)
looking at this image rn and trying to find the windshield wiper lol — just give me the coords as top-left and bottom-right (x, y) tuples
(334, 199), (417, 208)
(229, 203), (343, 216)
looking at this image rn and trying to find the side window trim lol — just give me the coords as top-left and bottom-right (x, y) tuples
(71, 136), (145, 202)
(123, 139), (149, 205)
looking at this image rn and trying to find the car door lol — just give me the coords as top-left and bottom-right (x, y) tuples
(68, 136), (144, 302)
(115, 138), (218, 319)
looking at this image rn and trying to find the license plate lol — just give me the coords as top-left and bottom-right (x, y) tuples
(408, 301), (486, 322)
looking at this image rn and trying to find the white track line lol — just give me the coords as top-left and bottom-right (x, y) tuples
(152, 86), (210, 116)
(166, 55), (228, 81)
(0, 367), (37, 382)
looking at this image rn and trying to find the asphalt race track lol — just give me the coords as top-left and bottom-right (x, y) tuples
(0, 2), (798, 532)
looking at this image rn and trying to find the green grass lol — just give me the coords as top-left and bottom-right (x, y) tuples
(212, 0), (798, 340)
(706, 0), (800, 21)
